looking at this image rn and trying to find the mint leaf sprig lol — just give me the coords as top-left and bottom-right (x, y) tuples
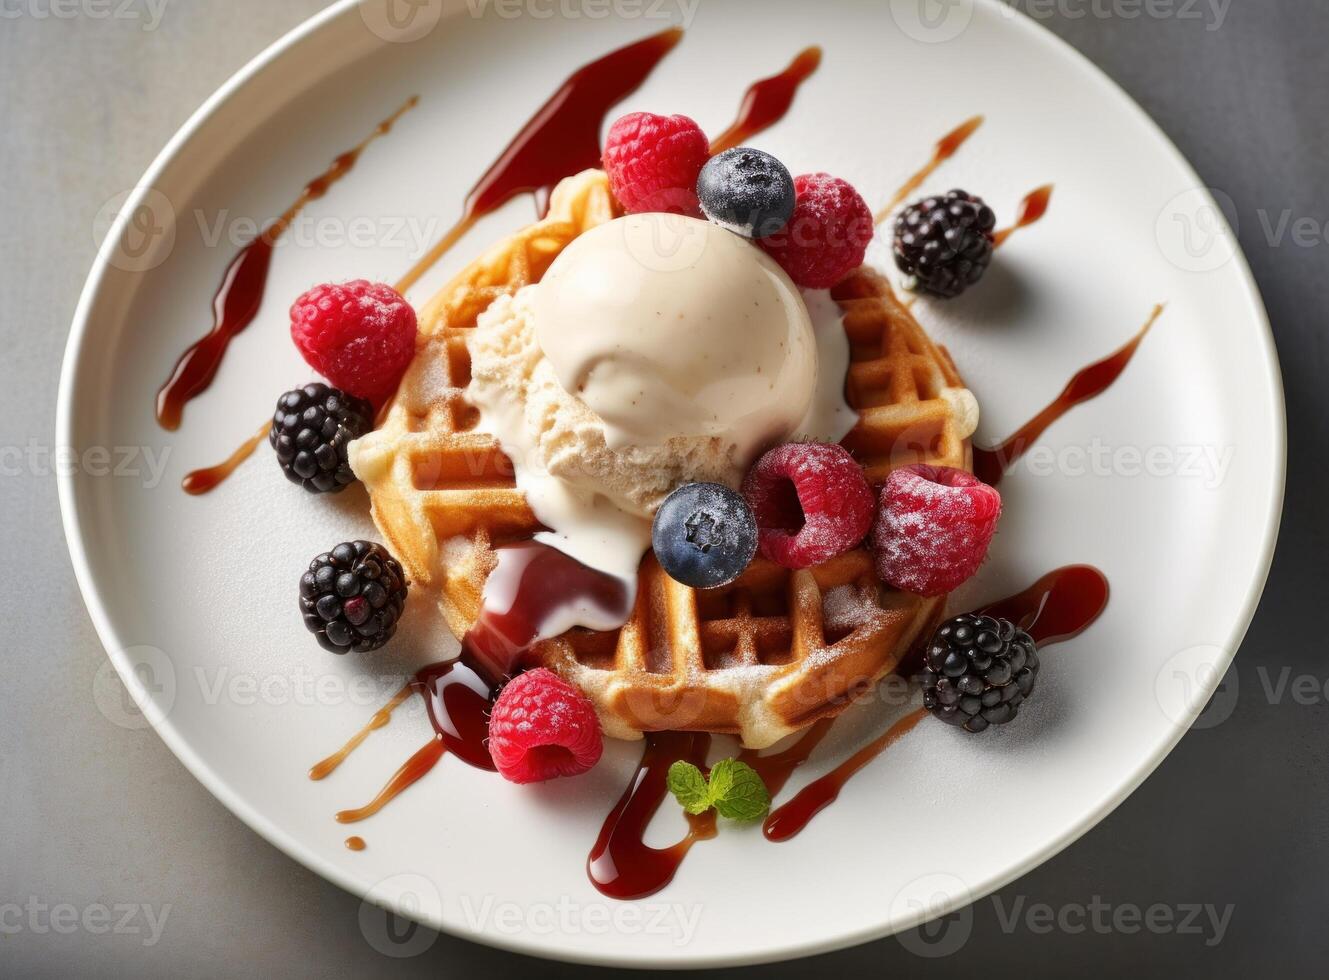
(667, 758), (771, 821)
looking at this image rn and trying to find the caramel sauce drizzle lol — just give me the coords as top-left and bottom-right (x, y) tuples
(974, 304), (1165, 486)
(874, 115), (983, 224)
(993, 184), (1054, 247)
(709, 47), (822, 154)
(155, 97), (418, 430)
(308, 683), (413, 781)
(180, 420), (270, 495)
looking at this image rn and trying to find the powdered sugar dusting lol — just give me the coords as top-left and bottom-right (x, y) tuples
(822, 583), (886, 634)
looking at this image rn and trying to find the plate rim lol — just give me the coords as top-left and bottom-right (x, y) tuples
(56, 0), (1287, 967)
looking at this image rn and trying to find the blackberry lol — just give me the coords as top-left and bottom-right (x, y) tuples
(300, 541), (408, 653)
(921, 614), (1039, 733)
(270, 383), (373, 494)
(893, 190), (996, 299)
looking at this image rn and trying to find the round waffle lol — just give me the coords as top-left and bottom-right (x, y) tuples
(351, 170), (977, 748)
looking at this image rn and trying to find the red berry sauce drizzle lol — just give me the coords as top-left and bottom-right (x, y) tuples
(179, 30), (824, 494)
(312, 543), (630, 822)
(297, 48), (1140, 899)
(708, 46), (822, 154)
(973, 303), (1165, 486)
(588, 716), (836, 898)
(156, 96), (419, 432)
(393, 26), (686, 292)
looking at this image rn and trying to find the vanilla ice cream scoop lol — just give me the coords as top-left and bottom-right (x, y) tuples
(533, 213), (818, 457)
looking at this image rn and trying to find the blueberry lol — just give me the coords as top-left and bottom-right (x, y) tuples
(696, 148), (796, 239)
(652, 483), (758, 589)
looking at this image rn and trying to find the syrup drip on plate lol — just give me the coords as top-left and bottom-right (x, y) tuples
(395, 27), (684, 293)
(763, 708), (926, 843)
(709, 47), (822, 154)
(315, 543), (627, 821)
(155, 97), (418, 430)
(587, 717), (837, 900)
(761, 564), (1111, 842)
(180, 419), (270, 495)
(973, 304), (1165, 486)
(309, 683), (414, 781)
(328, 659), (498, 825)
(977, 564), (1109, 646)
(993, 184), (1054, 247)
(334, 737), (446, 824)
(588, 732), (718, 901)
(875, 115), (984, 223)
(344, 836), (366, 852)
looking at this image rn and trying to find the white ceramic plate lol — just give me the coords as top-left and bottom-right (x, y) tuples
(58, 0), (1283, 967)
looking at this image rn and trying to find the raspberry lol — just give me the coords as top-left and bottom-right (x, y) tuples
(758, 173), (874, 289)
(602, 112), (709, 215)
(740, 443), (875, 570)
(488, 668), (603, 783)
(290, 280), (417, 402)
(873, 465), (1002, 597)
